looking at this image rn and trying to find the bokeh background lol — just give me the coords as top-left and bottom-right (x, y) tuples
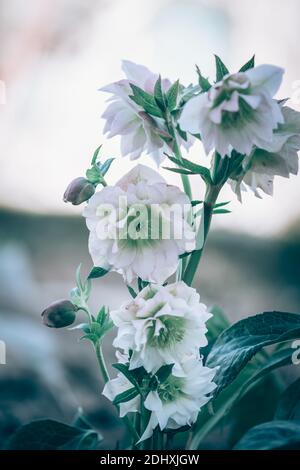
(1, 0), (300, 449)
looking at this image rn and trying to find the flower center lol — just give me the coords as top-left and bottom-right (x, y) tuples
(221, 98), (255, 130)
(209, 73), (254, 130)
(143, 287), (158, 300)
(118, 204), (170, 249)
(158, 375), (185, 403)
(147, 315), (187, 349)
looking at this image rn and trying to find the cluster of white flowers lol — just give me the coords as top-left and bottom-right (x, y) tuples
(179, 65), (300, 199)
(179, 65), (285, 158)
(47, 55), (300, 451)
(101, 60), (193, 165)
(86, 58), (300, 442)
(229, 105), (300, 199)
(103, 282), (217, 441)
(83, 164), (195, 284)
(100, 61), (300, 200)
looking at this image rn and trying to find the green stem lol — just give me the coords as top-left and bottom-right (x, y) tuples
(183, 184), (221, 286)
(166, 433), (174, 450)
(181, 173), (192, 201)
(151, 428), (164, 450)
(79, 306), (92, 324)
(152, 429), (159, 450)
(166, 112), (192, 201)
(124, 416), (141, 445)
(168, 122), (192, 281)
(134, 414), (141, 443)
(94, 340), (140, 445)
(173, 137), (192, 201)
(140, 404), (151, 450)
(94, 341), (109, 383)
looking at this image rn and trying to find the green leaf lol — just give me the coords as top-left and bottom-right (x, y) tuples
(96, 305), (107, 325)
(80, 333), (99, 343)
(85, 309), (113, 340)
(189, 365), (255, 449)
(138, 277), (149, 291)
(206, 311), (300, 395)
(73, 408), (94, 430)
(86, 158), (114, 184)
(163, 167), (196, 176)
(86, 166), (101, 184)
(176, 124), (188, 142)
(214, 201), (231, 209)
(88, 266), (109, 280)
(227, 150), (245, 177)
(127, 285), (137, 298)
(91, 145), (102, 165)
(275, 377), (300, 421)
(154, 75), (166, 111)
(206, 305), (230, 343)
(191, 347), (289, 449)
(99, 320), (113, 338)
(239, 55), (255, 72)
(191, 200), (203, 207)
(234, 421), (300, 450)
(62, 430), (100, 450)
(112, 363), (143, 394)
(90, 321), (103, 337)
(129, 84), (163, 118)
(212, 153), (231, 184)
(213, 209), (231, 215)
(190, 349), (286, 449)
(99, 158), (114, 176)
(155, 363), (174, 383)
(195, 65), (211, 92)
(180, 84), (201, 105)
(179, 251), (194, 259)
(166, 80), (180, 111)
(235, 347), (294, 404)
(98, 307), (110, 324)
(153, 128), (173, 144)
(113, 387), (139, 406)
(215, 55), (229, 82)
(167, 155), (212, 183)
(6, 419), (102, 450)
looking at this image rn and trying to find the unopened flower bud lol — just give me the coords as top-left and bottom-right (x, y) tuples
(63, 177), (95, 205)
(42, 300), (77, 328)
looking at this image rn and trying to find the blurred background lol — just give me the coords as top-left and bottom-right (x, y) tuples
(1, 0), (300, 449)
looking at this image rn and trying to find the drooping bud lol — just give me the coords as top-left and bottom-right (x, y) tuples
(63, 177), (95, 205)
(42, 300), (77, 328)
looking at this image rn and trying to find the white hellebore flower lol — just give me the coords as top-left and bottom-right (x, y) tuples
(230, 105), (300, 200)
(140, 357), (217, 441)
(101, 60), (192, 165)
(103, 370), (140, 418)
(83, 165), (195, 284)
(111, 281), (211, 373)
(179, 64), (284, 158)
